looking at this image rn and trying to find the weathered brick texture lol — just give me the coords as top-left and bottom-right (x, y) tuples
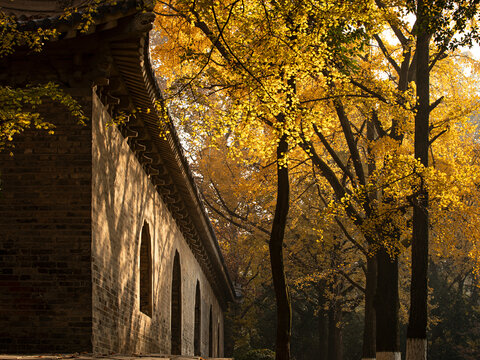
(0, 89), (226, 356)
(0, 97), (93, 353)
(91, 94), (224, 356)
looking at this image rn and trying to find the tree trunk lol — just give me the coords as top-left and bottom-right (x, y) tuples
(335, 308), (343, 360)
(269, 133), (291, 360)
(362, 254), (377, 360)
(407, 1), (430, 359)
(375, 247), (400, 360)
(363, 117), (377, 360)
(327, 300), (342, 360)
(319, 308), (328, 360)
(327, 304), (335, 360)
(318, 282), (328, 360)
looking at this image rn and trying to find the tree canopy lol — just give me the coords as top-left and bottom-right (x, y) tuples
(2, 0), (480, 359)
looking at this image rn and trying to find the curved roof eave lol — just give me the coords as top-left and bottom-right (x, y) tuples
(1, 0), (236, 306)
(111, 31), (236, 306)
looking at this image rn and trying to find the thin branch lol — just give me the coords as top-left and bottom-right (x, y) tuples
(429, 128), (448, 146)
(430, 96), (444, 112)
(374, 0), (408, 46)
(300, 139), (351, 200)
(336, 268), (365, 293)
(203, 194), (258, 234)
(334, 217), (368, 256)
(408, 49), (417, 83)
(300, 93), (375, 104)
(313, 124), (356, 186)
(210, 2), (275, 101)
(314, 171), (364, 227)
(372, 109), (387, 138)
(429, 34), (451, 71)
(206, 183), (271, 235)
(349, 79), (391, 105)
(334, 101), (367, 187)
(373, 34), (401, 74)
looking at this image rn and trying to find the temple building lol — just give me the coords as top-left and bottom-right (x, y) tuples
(0, 0), (235, 355)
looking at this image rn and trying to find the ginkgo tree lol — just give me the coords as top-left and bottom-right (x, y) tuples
(152, 1), (480, 360)
(152, 1), (380, 359)
(191, 135), (369, 360)
(357, 1), (480, 359)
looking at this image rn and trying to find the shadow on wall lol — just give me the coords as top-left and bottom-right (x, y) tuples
(91, 94), (223, 356)
(0, 95), (94, 353)
(92, 94), (174, 354)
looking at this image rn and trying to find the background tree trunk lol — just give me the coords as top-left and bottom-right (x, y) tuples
(363, 254), (377, 360)
(407, 1), (430, 358)
(334, 308), (343, 360)
(318, 283), (328, 360)
(363, 117), (377, 360)
(269, 133), (291, 360)
(327, 300), (343, 360)
(375, 247), (400, 360)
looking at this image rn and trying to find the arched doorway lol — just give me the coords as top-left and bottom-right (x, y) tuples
(217, 321), (220, 357)
(139, 221), (152, 317)
(171, 251), (182, 355)
(194, 281), (201, 356)
(209, 305), (213, 357)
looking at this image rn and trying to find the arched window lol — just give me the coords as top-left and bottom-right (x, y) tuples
(139, 221), (152, 317)
(208, 305), (213, 357)
(194, 281), (201, 356)
(171, 251), (182, 355)
(217, 321), (220, 357)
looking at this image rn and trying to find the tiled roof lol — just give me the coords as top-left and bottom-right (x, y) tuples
(1, 0), (236, 305)
(0, 0), (138, 21)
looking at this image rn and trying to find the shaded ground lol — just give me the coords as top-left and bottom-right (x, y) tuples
(0, 355), (231, 360)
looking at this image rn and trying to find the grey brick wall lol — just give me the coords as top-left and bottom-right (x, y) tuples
(0, 96), (93, 353)
(0, 90), (225, 356)
(91, 94), (224, 356)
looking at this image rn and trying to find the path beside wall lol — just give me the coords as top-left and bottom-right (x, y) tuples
(0, 355), (232, 360)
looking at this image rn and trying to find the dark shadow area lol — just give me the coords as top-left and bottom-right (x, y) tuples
(209, 305), (213, 357)
(0, 95), (93, 353)
(171, 250), (182, 355)
(194, 281), (201, 356)
(140, 222), (152, 317)
(217, 321), (220, 357)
